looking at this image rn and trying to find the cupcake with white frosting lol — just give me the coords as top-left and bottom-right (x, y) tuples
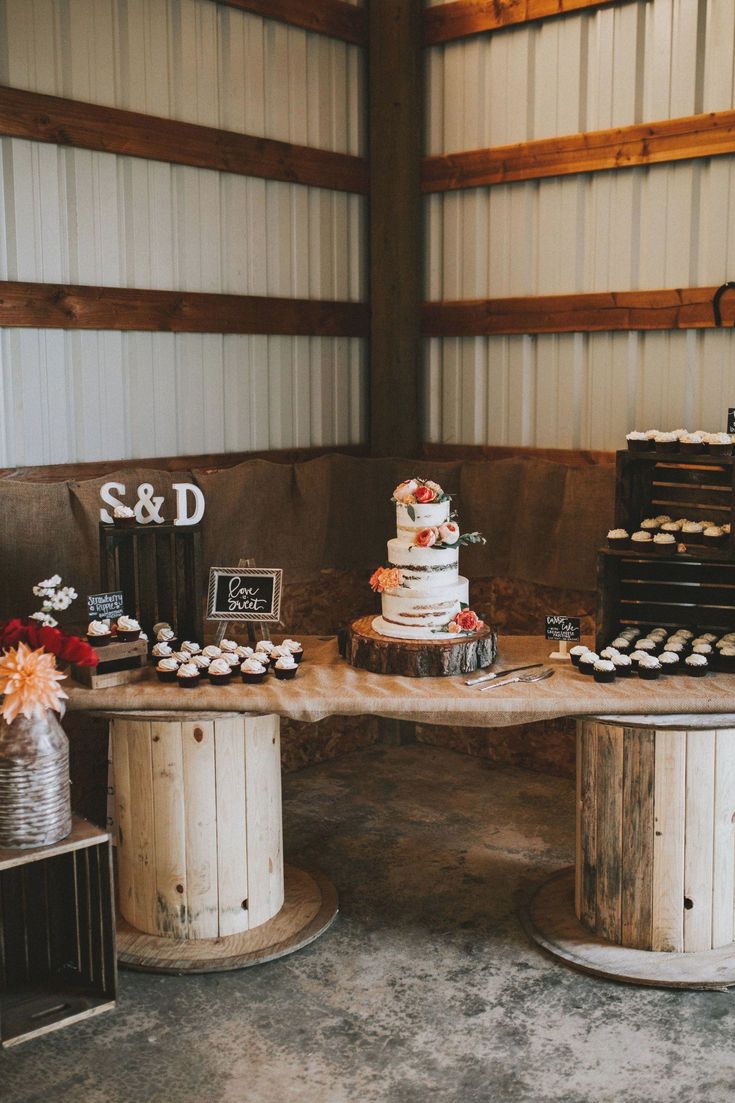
(176, 661), (200, 688)
(593, 659), (615, 684)
(152, 621), (171, 637)
(716, 645), (735, 673)
(274, 654), (298, 680)
(116, 615), (141, 642)
(222, 652), (240, 669)
(680, 432), (705, 454)
(607, 528), (630, 550)
(87, 619), (112, 647)
(282, 639), (304, 663)
(610, 637), (631, 652)
(626, 430), (653, 452)
(659, 651), (680, 674)
(181, 641), (201, 655)
(681, 520), (704, 543)
(219, 639), (239, 654)
(156, 657), (179, 683)
(654, 431), (680, 453)
(113, 504), (136, 527)
(156, 626), (177, 647)
(208, 657), (232, 686)
(600, 647), (620, 661)
(703, 525), (726, 548)
(235, 645), (254, 660)
(652, 532), (677, 555)
(191, 654), (211, 671)
(241, 657), (268, 684)
(202, 645), (222, 659)
(638, 654), (661, 680)
(578, 652), (599, 676)
(612, 653), (633, 677)
(255, 640), (275, 655)
(706, 432), (733, 456)
(151, 641), (174, 660)
(640, 518), (660, 535)
(685, 653), (708, 677)
(569, 644), (589, 667)
(631, 530), (653, 549)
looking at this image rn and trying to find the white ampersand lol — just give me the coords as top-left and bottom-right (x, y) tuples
(134, 483), (165, 525)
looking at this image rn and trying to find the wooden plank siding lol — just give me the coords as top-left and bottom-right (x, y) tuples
(422, 286), (728, 336)
(422, 110), (735, 193)
(216, 0), (367, 46)
(0, 281), (369, 337)
(0, 86), (368, 195)
(423, 0), (637, 45)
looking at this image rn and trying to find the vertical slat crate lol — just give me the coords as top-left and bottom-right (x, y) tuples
(99, 523), (203, 643)
(0, 818), (116, 1047)
(597, 451), (735, 649)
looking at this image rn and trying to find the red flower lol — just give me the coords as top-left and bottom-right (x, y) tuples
(0, 619), (97, 667)
(455, 609), (483, 633)
(415, 485), (436, 504)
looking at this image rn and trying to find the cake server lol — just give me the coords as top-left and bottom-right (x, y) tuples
(480, 667), (554, 692)
(465, 662), (542, 686)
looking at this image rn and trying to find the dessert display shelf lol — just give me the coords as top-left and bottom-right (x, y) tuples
(346, 615), (497, 677)
(615, 450), (735, 560)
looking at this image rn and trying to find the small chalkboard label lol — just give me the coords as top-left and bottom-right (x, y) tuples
(87, 591), (125, 621)
(207, 567), (283, 623)
(728, 408), (735, 435)
(545, 615), (581, 642)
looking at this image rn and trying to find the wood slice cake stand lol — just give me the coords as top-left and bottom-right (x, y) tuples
(107, 711), (338, 974)
(346, 616), (497, 677)
(521, 716), (735, 989)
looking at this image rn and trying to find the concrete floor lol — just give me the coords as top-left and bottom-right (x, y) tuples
(2, 745), (734, 1103)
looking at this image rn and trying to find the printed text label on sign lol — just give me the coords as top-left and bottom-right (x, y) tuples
(545, 615), (581, 642)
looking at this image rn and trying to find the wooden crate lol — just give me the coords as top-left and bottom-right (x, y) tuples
(616, 450), (735, 558)
(596, 549), (735, 650)
(0, 818), (116, 1047)
(99, 522), (203, 642)
(73, 638), (149, 689)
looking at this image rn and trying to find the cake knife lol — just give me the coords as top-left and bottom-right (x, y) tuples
(465, 662), (542, 687)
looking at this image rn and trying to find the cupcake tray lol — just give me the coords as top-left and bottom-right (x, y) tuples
(596, 550), (735, 652)
(72, 638), (149, 689)
(615, 450), (735, 559)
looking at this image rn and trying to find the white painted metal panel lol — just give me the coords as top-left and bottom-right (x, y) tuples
(0, 0), (365, 155)
(424, 0), (735, 449)
(0, 0), (367, 464)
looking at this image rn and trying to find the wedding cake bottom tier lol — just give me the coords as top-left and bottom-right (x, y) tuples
(376, 577), (469, 639)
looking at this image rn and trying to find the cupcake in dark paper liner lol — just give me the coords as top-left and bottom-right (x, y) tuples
(593, 659), (615, 684)
(112, 504), (136, 527)
(607, 528), (630, 551)
(612, 653), (633, 678)
(177, 661), (200, 688)
(706, 432), (733, 456)
(569, 645), (589, 667)
(631, 530), (653, 551)
(156, 657), (179, 683)
(87, 620), (112, 647)
(658, 651), (680, 675)
(208, 657), (232, 686)
(638, 654), (661, 680)
(274, 655), (298, 680)
(116, 615), (141, 642)
(282, 639), (304, 663)
(652, 532), (677, 556)
(578, 652), (598, 676)
(685, 653), (708, 677)
(241, 657), (268, 684)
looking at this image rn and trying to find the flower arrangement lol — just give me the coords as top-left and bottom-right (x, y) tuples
(0, 577), (97, 724)
(433, 608), (485, 636)
(0, 642), (68, 724)
(392, 478), (450, 506)
(412, 526), (486, 550)
(369, 567), (404, 594)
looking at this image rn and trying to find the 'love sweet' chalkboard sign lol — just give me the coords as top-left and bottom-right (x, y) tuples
(207, 567), (283, 624)
(545, 615), (581, 643)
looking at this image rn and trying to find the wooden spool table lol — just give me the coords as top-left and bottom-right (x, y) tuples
(108, 711), (337, 973)
(523, 715), (735, 989)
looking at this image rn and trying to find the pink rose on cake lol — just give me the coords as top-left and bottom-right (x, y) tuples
(414, 527), (437, 548)
(438, 522), (459, 545)
(393, 479), (419, 503)
(414, 484), (436, 503)
(455, 609), (484, 632)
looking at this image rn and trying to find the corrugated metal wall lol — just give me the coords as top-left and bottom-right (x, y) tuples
(424, 0), (735, 450)
(0, 0), (367, 465)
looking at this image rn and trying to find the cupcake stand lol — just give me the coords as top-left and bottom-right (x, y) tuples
(104, 709), (337, 973)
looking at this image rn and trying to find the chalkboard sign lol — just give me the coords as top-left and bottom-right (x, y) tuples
(728, 408), (735, 435)
(207, 567), (283, 623)
(545, 615), (580, 642)
(87, 591), (125, 621)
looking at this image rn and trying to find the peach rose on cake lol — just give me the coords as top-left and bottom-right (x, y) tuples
(370, 567), (403, 593)
(393, 479), (418, 503)
(438, 521), (459, 545)
(414, 484), (436, 504)
(414, 527), (437, 548)
(455, 609), (484, 632)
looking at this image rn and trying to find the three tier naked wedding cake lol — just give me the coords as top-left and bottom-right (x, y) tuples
(370, 477), (486, 640)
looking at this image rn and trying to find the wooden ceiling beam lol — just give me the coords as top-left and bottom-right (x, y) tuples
(424, 0), (639, 46)
(215, 0), (367, 46)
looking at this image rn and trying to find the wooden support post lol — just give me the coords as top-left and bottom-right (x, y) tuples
(368, 0), (422, 458)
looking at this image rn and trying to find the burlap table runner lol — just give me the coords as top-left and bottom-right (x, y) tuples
(66, 635), (735, 729)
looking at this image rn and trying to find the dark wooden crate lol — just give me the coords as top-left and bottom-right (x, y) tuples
(596, 549), (735, 650)
(99, 522), (203, 642)
(0, 818), (116, 1047)
(616, 450), (735, 558)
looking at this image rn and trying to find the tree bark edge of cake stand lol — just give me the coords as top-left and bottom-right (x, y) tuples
(346, 616), (498, 677)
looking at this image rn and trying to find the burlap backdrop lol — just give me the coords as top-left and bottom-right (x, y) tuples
(0, 455), (614, 619)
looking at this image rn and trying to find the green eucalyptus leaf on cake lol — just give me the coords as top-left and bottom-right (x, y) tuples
(457, 531), (486, 547)
(407, 505), (416, 522)
(460, 602), (469, 610)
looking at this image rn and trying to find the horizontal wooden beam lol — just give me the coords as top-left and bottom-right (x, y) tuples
(424, 0), (638, 44)
(422, 442), (615, 466)
(423, 287), (727, 336)
(0, 281), (370, 337)
(0, 444), (369, 483)
(216, 0), (367, 45)
(0, 85), (368, 195)
(422, 110), (735, 192)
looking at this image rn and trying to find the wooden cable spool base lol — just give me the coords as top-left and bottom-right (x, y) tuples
(346, 616), (497, 677)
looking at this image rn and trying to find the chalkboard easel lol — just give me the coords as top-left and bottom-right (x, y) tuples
(212, 558), (273, 646)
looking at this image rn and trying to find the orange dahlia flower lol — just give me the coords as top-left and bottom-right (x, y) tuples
(0, 643), (68, 724)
